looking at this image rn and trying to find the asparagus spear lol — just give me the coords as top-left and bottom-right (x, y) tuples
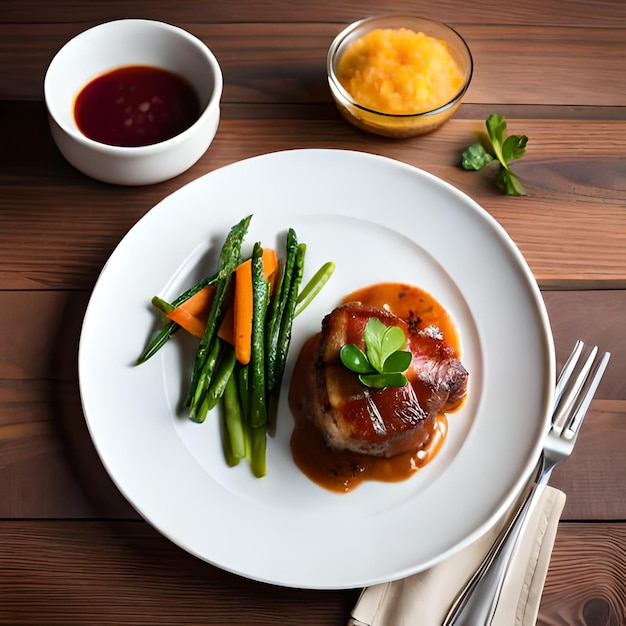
(237, 362), (250, 422)
(249, 426), (267, 478)
(219, 408), (239, 468)
(222, 362), (246, 462)
(190, 337), (221, 423)
(196, 340), (237, 422)
(236, 363), (253, 463)
(265, 229), (299, 406)
(187, 215), (252, 418)
(267, 242), (306, 433)
(249, 242), (270, 429)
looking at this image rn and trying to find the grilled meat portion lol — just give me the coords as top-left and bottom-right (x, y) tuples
(310, 302), (468, 457)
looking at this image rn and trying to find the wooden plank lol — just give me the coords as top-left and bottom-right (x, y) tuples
(0, 520), (622, 624)
(545, 291), (626, 402)
(0, 378), (138, 518)
(1, 0), (625, 27)
(539, 522), (626, 624)
(0, 290), (136, 518)
(0, 519), (361, 625)
(548, 400), (626, 520)
(1, 22), (625, 104)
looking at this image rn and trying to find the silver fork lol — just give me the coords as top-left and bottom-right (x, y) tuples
(443, 340), (610, 626)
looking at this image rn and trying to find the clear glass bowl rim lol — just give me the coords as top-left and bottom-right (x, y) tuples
(327, 15), (474, 119)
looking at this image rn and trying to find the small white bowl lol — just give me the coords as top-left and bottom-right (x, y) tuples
(44, 19), (223, 186)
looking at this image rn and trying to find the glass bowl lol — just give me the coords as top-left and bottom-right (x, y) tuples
(327, 16), (473, 138)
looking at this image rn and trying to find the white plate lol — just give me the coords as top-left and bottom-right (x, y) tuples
(79, 149), (555, 590)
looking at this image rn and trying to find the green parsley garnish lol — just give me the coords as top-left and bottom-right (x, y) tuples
(339, 317), (412, 390)
(461, 114), (528, 196)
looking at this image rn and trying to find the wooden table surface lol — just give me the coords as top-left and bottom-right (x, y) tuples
(1, 1), (625, 624)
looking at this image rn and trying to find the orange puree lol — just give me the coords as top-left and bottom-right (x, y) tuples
(336, 28), (464, 115)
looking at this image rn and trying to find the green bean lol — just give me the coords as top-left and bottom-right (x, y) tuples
(219, 410), (239, 467)
(267, 242), (306, 434)
(294, 261), (335, 317)
(197, 341), (237, 421)
(249, 242), (270, 429)
(151, 296), (175, 314)
(170, 274), (217, 308)
(236, 363), (252, 463)
(135, 322), (180, 365)
(265, 229), (299, 392)
(189, 336), (221, 423)
(249, 426), (267, 478)
(223, 366), (246, 461)
(236, 364), (249, 421)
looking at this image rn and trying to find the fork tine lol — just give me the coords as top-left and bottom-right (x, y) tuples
(553, 339), (585, 411)
(564, 350), (611, 440)
(553, 345), (605, 434)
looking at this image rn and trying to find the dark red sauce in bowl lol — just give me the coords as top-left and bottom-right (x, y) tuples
(74, 65), (201, 147)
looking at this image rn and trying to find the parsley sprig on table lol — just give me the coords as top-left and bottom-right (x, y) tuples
(340, 317), (412, 390)
(462, 114), (528, 196)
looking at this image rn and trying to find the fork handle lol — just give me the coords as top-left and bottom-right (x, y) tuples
(443, 465), (551, 626)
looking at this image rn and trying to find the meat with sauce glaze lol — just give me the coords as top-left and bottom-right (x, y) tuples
(309, 302), (468, 457)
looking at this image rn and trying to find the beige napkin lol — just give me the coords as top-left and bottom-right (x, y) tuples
(349, 485), (565, 626)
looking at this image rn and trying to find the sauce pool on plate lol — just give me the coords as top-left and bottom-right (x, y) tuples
(74, 65), (201, 147)
(289, 282), (465, 493)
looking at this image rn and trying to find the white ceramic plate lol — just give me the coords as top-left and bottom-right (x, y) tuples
(79, 149), (555, 590)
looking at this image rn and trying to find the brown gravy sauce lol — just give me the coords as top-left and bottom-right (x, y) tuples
(289, 282), (461, 493)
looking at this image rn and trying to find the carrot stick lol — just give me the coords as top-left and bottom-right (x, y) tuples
(233, 248), (278, 365)
(136, 273), (218, 365)
(165, 283), (216, 338)
(234, 258), (254, 364)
